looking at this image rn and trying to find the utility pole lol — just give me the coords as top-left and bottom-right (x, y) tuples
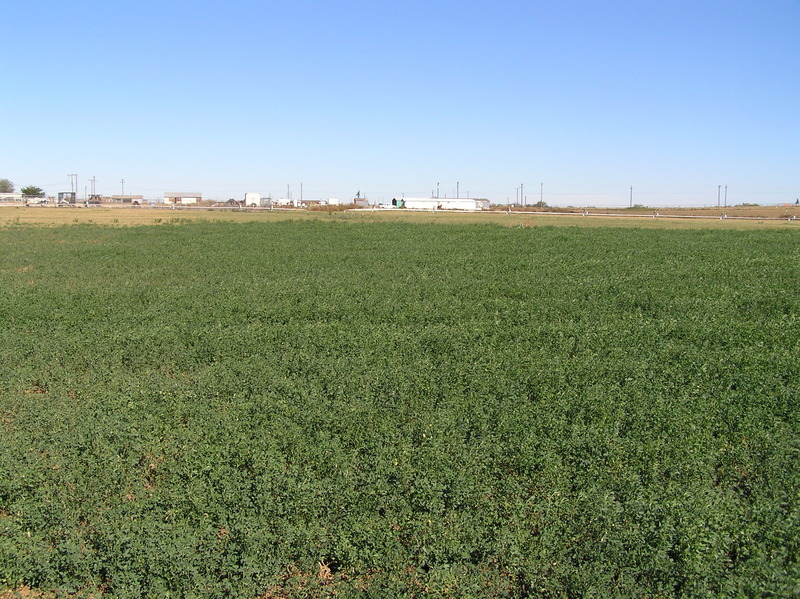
(456, 181), (459, 198)
(121, 179), (125, 196)
(68, 174), (77, 203)
(437, 182), (439, 199)
(630, 185), (633, 208)
(540, 182), (543, 205)
(717, 185), (721, 208)
(90, 176), (96, 196)
(724, 185), (728, 208)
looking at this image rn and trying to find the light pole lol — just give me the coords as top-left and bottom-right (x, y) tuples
(717, 185), (721, 208)
(724, 185), (728, 208)
(540, 182), (543, 206)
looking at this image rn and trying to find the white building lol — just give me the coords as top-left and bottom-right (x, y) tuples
(164, 192), (202, 205)
(391, 197), (490, 210)
(245, 192), (270, 207)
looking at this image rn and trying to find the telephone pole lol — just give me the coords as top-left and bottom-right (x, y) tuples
(121, 179), (125, 196)
(68, 174), (77, 203)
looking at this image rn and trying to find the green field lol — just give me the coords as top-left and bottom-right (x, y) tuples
(1, 220), (798, 598)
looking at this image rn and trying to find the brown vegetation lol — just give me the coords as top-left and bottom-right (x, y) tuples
(0, 203), (797, 229)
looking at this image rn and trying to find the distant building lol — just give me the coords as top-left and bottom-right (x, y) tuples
(243, 193), (275, 207)
(108, 195), (144, 204)
(244, 192), (265, 207)
(164, 192), (202, 205)
(391, 197), (490, 210)
(296, 198), (338, 207)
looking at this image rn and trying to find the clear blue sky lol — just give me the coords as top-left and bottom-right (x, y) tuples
(3, 0), (798, 206)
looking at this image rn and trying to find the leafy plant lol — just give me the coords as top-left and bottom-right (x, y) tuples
(0, 221), (797, 597)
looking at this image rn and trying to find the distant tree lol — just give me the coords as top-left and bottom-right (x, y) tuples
(0, 179), (14, 193)
(21, 185), (44, 197)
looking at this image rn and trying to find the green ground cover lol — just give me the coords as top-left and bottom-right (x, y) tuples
(0, 221), (798, 597)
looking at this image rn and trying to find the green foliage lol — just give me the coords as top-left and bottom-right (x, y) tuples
(20, 186), (44, 198)
(0, 222), (798, 597)
(0, 179), (14, 193)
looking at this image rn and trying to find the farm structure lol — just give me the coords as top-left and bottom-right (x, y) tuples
(164, 192), (202, 205)
(391, 197), (490, 210)
(108, 195), (144, 204)
(273, 197), (341, 208)
(244, 192), (271, 207)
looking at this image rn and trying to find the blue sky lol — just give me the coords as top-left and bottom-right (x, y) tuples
(3, 0), (798, 206)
